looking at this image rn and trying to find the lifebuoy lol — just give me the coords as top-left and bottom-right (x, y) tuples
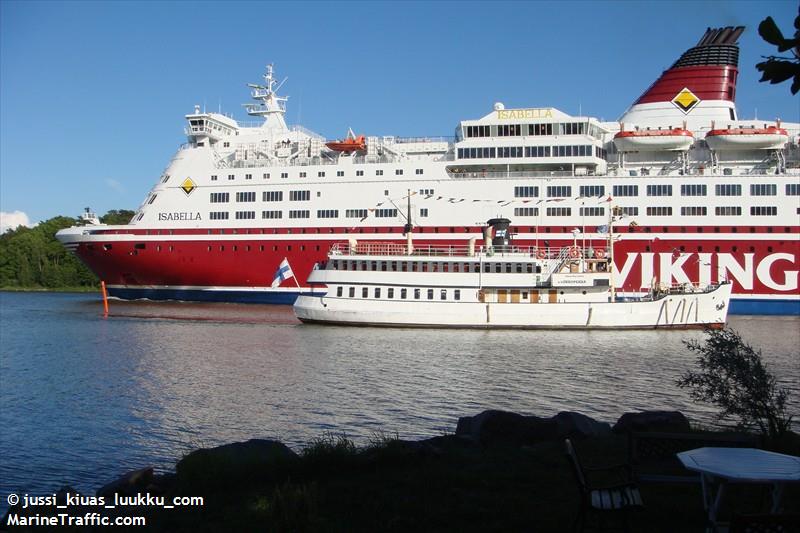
(595, 249), (606, 259)
(569, 246), (582, 259)
(536, 248), (547, 259)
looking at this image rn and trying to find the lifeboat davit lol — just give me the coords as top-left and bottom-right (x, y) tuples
(705, 126), (789, 150)
(325, 131), (366, 153)
(613, 128), (694, 152)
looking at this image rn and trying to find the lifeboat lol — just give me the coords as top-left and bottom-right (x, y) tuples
(325, 129), (366, 153)
(613, 128), (694, 152)
(705, 126), (789, 150)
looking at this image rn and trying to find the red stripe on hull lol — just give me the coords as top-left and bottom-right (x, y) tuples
(73, 236), (799, 299)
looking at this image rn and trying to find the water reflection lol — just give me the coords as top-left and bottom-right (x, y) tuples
(0, 293), (797, 504)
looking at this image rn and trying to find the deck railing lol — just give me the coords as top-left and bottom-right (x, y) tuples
(328, 241), (608, 260)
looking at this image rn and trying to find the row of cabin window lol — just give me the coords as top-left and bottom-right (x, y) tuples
(208, 204), (781, 221)
(332, 259), (542, 274)
(210, 168), (425, 181)
(208, 208), (400, 220)
(213, 189), (436, 204)
(464, 122), (586, 138)
(336, 286), (462, 301)
(512, 206), (781, 218)
(513, 183), (796, 199)
(458, 145), (600, 159)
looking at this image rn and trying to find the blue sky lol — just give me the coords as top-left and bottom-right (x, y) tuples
(1, 0), (798, 227)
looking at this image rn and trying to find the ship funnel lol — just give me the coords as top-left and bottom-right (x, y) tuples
(487, 218), (512, 250)
(618, 26), (743, 130)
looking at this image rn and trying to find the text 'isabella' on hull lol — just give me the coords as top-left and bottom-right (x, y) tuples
(55, 26), (800, 315)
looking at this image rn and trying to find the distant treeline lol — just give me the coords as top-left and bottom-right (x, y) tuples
(0, 210), (134, 289)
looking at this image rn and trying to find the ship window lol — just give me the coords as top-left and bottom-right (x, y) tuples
(612, 185), (638, 197)
(646, 206), (672, 216)
(211, 175), (217, 181)
(427, 289), (434, 300)
(514, 186), (539, 198)
(751, 206), (777, 216)
(440, 289), (447, 300)
(263, 173), (270, 179)
(337, 171), (344, 177)
(349, 287), (355, 297)
(414, 288), (420, 299)
(299, 172), (307, 178)
(245, 174), (252, 180)
(374, 288), (381, 298)
(416, 169), (423, 175)
(337, 287), (343, 297)
(376, 170), (384, 176)
(715, 206), (742, 216)
(646, 184), (672, 196)
(750, 184), (777, 196)
(495, 263), (501, 273)
(786, 184), (800, 196)
(280, 172), (288, 179)
(547, 186), (571, 198)
(681, 184), (707, 196)
(362, 287), (368, 298)
(228, 174), (235, 180)
(505, 263), (512, 273)
(318, 171), (326, 177)
(484, 263), (491, 273)
(420, 208), (429, 217)
(715, 184), (742, 196)
(356, 170), (364, 176)
(579, 207), (604, 217)
(401, 288), (407, 299)
(681, 206), (707, 216)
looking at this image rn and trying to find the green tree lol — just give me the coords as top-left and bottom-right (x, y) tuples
(677, 328), (793, 439)
(756, 8), (800, 94)
(100, 209), (136, 225)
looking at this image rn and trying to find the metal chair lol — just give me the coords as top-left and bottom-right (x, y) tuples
(565, 438), (644, 532)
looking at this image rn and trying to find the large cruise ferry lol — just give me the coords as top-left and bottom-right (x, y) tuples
(57, 26), (800, 315)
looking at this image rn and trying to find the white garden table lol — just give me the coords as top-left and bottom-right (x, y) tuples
(677, 447), (800, 530)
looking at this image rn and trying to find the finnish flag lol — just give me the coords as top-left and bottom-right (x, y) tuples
(271, 258), (295, 288)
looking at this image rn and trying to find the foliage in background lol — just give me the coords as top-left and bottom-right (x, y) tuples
(100, 209), (136, 225)
(677, 328), (793, 439)
(0, 209), (132, 289)
(756, 9), (800, 94)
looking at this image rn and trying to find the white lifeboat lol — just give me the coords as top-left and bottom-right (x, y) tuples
(705, 126), (789, 150)
(613, 128), (694, 152)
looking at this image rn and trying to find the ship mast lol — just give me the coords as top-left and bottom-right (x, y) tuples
(243, 64), (289, 132)
(404, 189), (414, 255)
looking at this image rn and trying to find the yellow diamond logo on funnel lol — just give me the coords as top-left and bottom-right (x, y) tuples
(180, 178), (196, 195)
(672, 88), (700, 114)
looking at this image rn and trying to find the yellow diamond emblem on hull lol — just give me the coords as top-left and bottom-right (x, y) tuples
(181, 178), (196, 195)
(672, 88), (700, 114)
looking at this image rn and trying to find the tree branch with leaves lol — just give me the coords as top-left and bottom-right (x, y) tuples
(756, 8), (800, 94)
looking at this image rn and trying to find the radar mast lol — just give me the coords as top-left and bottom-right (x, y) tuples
(243, 64), (289, 131)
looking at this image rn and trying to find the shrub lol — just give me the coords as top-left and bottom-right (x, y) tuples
(677, 328), (793, 439)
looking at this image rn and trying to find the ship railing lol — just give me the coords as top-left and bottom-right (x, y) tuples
(393, 136), (454, 144)
(328, 242), (607, 260)
(448, 170), (580, 179)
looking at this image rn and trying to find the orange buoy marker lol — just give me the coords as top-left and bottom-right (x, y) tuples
(101, 280), (109, 316)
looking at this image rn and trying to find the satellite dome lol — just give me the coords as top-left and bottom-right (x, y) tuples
(493, 102), (505, 111)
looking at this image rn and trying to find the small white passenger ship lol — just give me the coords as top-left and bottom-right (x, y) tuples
(293, 217), (731, 329)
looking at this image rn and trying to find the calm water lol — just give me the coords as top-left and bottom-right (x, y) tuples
(1, 291), (798, 507)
